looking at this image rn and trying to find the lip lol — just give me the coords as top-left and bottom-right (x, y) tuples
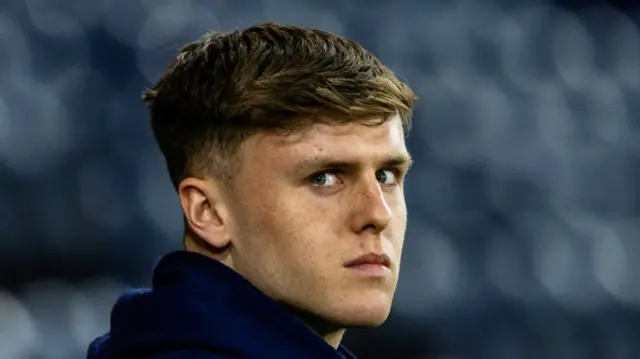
(344, 253), (392, 277)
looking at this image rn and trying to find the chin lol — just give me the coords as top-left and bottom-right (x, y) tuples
(323, 291), (394, 328)
(339, 309), (391, 328)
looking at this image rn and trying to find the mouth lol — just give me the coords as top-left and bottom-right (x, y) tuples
(344, 252), (392, 277)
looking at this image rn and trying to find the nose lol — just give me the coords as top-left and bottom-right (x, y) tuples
(350, 177), (393, 234)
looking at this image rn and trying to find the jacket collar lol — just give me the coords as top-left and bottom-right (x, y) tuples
(100, 251), (357, 359)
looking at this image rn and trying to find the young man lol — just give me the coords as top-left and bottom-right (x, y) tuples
(88, 23), (416, 359)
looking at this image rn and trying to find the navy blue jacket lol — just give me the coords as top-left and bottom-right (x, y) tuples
(87, 251), (357, 359)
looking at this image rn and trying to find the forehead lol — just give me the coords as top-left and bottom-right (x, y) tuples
(248, 116), (407, 162)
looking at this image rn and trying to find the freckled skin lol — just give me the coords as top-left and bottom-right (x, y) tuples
(182, 115), (411, 346)
(223, 115), (410, 333)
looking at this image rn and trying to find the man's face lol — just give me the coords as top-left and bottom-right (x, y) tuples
(224, 115), (410, 327)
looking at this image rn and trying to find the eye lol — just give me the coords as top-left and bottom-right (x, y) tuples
(375, 169), (398, 186)
(309, 172), (340, 187)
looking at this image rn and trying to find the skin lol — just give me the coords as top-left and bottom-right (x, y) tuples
(179, 115), (411, 348)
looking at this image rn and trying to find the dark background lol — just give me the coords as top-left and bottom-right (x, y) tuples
(2, 0), (640, 358)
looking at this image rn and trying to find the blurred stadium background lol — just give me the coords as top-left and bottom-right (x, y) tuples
(2, 0), (640, 358)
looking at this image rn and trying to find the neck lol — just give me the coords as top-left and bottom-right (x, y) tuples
(185, 234), (346, 348)
(322, 330), (346, 349)
(287, 305), (346, 349)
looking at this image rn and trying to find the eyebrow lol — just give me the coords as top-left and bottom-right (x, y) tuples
(294, 153), (414, 173)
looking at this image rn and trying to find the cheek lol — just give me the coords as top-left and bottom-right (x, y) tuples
(267, 196), (343, 266)
(257, 197), (323, 247)
(387, 196), (408, 249)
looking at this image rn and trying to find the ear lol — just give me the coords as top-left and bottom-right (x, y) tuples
(178, 177), (232, 249)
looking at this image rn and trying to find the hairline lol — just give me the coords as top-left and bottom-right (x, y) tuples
(195, 112), (411, 188)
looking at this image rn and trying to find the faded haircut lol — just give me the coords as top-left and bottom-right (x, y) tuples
(142, 22), (417, 188)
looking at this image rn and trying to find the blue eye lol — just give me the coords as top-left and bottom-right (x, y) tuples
(376, 169), (397, 185)
(309, 172), (340, 187)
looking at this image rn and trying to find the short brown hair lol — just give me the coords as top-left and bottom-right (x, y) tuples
(142, 23), (416, 188)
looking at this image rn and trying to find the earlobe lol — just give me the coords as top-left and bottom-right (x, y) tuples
(178, 177), (231, 249)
